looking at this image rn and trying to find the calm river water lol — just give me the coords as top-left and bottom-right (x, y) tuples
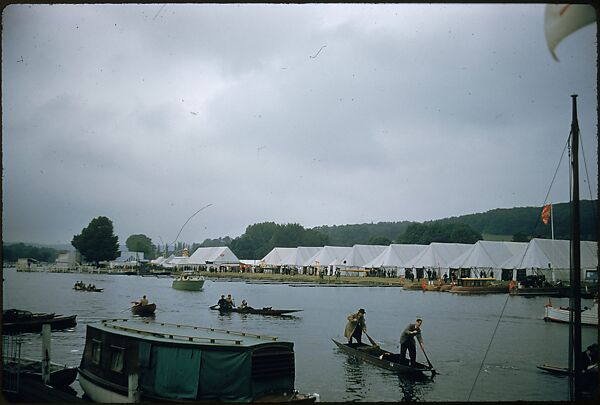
(2, 268), (597, 402)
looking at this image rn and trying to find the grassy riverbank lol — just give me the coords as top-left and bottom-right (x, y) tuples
(197, 270), (407, 287)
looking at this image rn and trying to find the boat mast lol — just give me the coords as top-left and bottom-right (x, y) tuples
(568, 94), (582, 400)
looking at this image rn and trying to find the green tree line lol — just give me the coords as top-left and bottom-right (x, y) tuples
(436, 199), (597, 241)
(2, 243), (65, 263)
(4, 200), (595, 263)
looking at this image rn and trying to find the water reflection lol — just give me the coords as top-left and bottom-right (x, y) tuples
(343, 356), (366, 401)
(394, 370), (432, 402)
(339, 348), (434, 402)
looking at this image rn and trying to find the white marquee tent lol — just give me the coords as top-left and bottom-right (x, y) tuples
(342, 244), (388, 268)
(364, 244), (428, 276)
(499, 238), (597, 282)
(448, 240), (529, 279)
(403, 242), (472, 275)
(261, 247), (297, 267)
(304, 246), (352, 274)
(186, 246), (240, 267)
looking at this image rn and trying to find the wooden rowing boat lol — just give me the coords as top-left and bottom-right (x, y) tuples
(2, 309), (77, 334)
(131, 303), (156, 316)
(73, 286), (104, 292)
(2, 356), (78, 387)
(332, 338), (434, 375)
(209, 305), (302, 316)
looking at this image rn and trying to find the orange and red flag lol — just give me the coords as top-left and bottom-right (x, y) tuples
(541, 204), (551, 225)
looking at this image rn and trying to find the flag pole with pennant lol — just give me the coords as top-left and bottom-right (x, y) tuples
(541, 203), (554, 240)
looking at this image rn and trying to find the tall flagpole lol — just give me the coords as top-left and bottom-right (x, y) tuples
(550, 202), (554, 240)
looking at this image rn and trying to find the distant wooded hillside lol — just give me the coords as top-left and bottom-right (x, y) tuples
(312, 221), (414, 246)
(311, 200), (597, 246)
(433, 199), (597, 241)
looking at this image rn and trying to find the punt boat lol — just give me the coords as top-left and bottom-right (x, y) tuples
(332, 339), (434, 375)
(77, 319), (319, 403)
(209, 305), (302, 316)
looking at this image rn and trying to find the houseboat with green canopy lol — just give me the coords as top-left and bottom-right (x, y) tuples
(77, 319), (319, 403)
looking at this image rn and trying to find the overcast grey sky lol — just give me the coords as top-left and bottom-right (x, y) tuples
(2, 3), (597, 246)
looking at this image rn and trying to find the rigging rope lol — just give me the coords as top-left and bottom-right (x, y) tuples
(466, 292), (511, 401)
(578, 129), (597, 225)
(528, 136), (569, 241)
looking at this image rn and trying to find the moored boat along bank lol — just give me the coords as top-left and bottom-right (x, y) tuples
(78, 319), (319, 402)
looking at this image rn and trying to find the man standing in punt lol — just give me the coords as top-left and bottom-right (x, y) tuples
(344, 308), (367, 345)
(400, 318), (424, 367)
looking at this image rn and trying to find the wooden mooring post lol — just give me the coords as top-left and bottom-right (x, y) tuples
(41, 324), (51, 385)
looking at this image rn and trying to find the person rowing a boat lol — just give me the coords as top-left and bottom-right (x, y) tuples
(217, 295), (228, 309)
(344, 308), (367, 345)
(226, 294), (236, 309)
(400, 318), (424, 367)
(139, 295), (149, 306)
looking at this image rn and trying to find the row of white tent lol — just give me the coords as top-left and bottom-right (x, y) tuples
(260, 239), (598, 281)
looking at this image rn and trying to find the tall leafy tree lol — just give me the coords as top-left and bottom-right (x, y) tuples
(125, 234), (155, 259)
(72, 216), (120, 266)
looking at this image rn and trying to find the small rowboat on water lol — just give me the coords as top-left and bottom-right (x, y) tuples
(332, 338), (435, 375)
(2, 356), (78, 388)
(131, 303), (156, 316)
(209, 305), (302, 316)
(73, 286), (104, 292)
(2, 309), (77, 334)
(543, 298), (598, 326)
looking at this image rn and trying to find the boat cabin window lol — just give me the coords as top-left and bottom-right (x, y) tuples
(91, 339), (102, 365)
(460, 268), (470, 278)
(110, 345), (125, 373)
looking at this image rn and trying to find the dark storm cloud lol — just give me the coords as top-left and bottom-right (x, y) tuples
(2, 4), (597, 246)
